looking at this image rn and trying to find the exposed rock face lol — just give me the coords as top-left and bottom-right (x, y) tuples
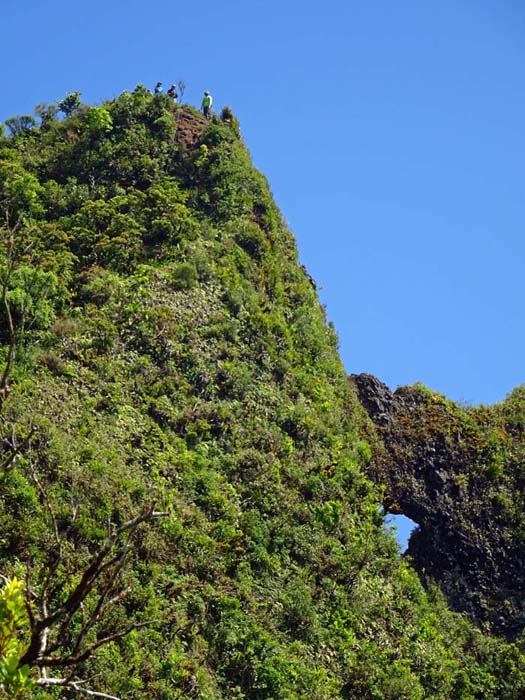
(351, 373), (525, 640)
(175, 109), (208, 150)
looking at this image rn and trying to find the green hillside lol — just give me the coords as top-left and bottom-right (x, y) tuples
(1, 87), (524, 699)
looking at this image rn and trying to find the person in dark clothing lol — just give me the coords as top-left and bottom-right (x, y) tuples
(154, 82), (163, 94)
(167, 85), (178, 101)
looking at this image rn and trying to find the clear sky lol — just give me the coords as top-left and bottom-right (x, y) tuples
(2, 0), (525, 408)
(386, 514), (416, 553)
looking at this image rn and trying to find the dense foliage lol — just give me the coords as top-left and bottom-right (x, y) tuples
(1, 87), (524, 698)
(0, 579), (32, 697)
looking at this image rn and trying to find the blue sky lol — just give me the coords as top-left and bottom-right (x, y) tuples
(386, 514), (416, 553)
(2, 0), (524, 409)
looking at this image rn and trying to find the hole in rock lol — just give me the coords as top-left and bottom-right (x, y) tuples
(385, 513), (418, 552)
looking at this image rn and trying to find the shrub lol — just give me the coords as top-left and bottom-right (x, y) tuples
(0, 162), (44, 220)
(76, 267), (122, 306)
(149, 217), (175, 244)
(84, 106), (113, 134)
(170, 262), (198, 290)
(235, 221), (266, 259)
(153, 114), (175, 139)
(37, 349), (71, 375)
(0, 578), (32, 698)
(221, 106), (241, 136)
(4, 266), (60, 333)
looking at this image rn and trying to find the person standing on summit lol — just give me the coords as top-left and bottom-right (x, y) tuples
(201, 91), (213, 119)
(154, 82), (163, 94)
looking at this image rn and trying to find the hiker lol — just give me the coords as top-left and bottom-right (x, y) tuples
(154, 82), (163, 95)
(167, 84), (178, 101)
(201, 91), (213, 119)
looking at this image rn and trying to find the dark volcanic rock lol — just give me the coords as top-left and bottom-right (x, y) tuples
(350, 373), (525, 640)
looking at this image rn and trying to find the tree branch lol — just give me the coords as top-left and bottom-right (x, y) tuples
(0, 219), (35, 401)
(19, 503), (167, 669)
(0, 233), (17, 396)
(42, 619), (158, 667)
(37, 677), (122, 700)
(0, 426), (36, 475)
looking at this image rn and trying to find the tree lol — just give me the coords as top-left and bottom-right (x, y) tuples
(2, 497), (166, 699)
(0, 161), (44, 226)
(0, 222), (28, 400)
(0, 227), (58, 400)
(4, 117), (36, 137)
(58, 91), (82, 117)
(34, 103), (58, 129)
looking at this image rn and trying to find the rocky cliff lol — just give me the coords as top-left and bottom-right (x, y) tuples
(351, 373), (525, 640)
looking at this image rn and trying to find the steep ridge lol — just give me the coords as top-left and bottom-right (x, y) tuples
(351, 373), (525, 640)
(1, 87), (525, 699)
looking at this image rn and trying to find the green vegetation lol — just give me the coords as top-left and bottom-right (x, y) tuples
(0, 87), (524, 698)
(0, 578), (32, 698)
